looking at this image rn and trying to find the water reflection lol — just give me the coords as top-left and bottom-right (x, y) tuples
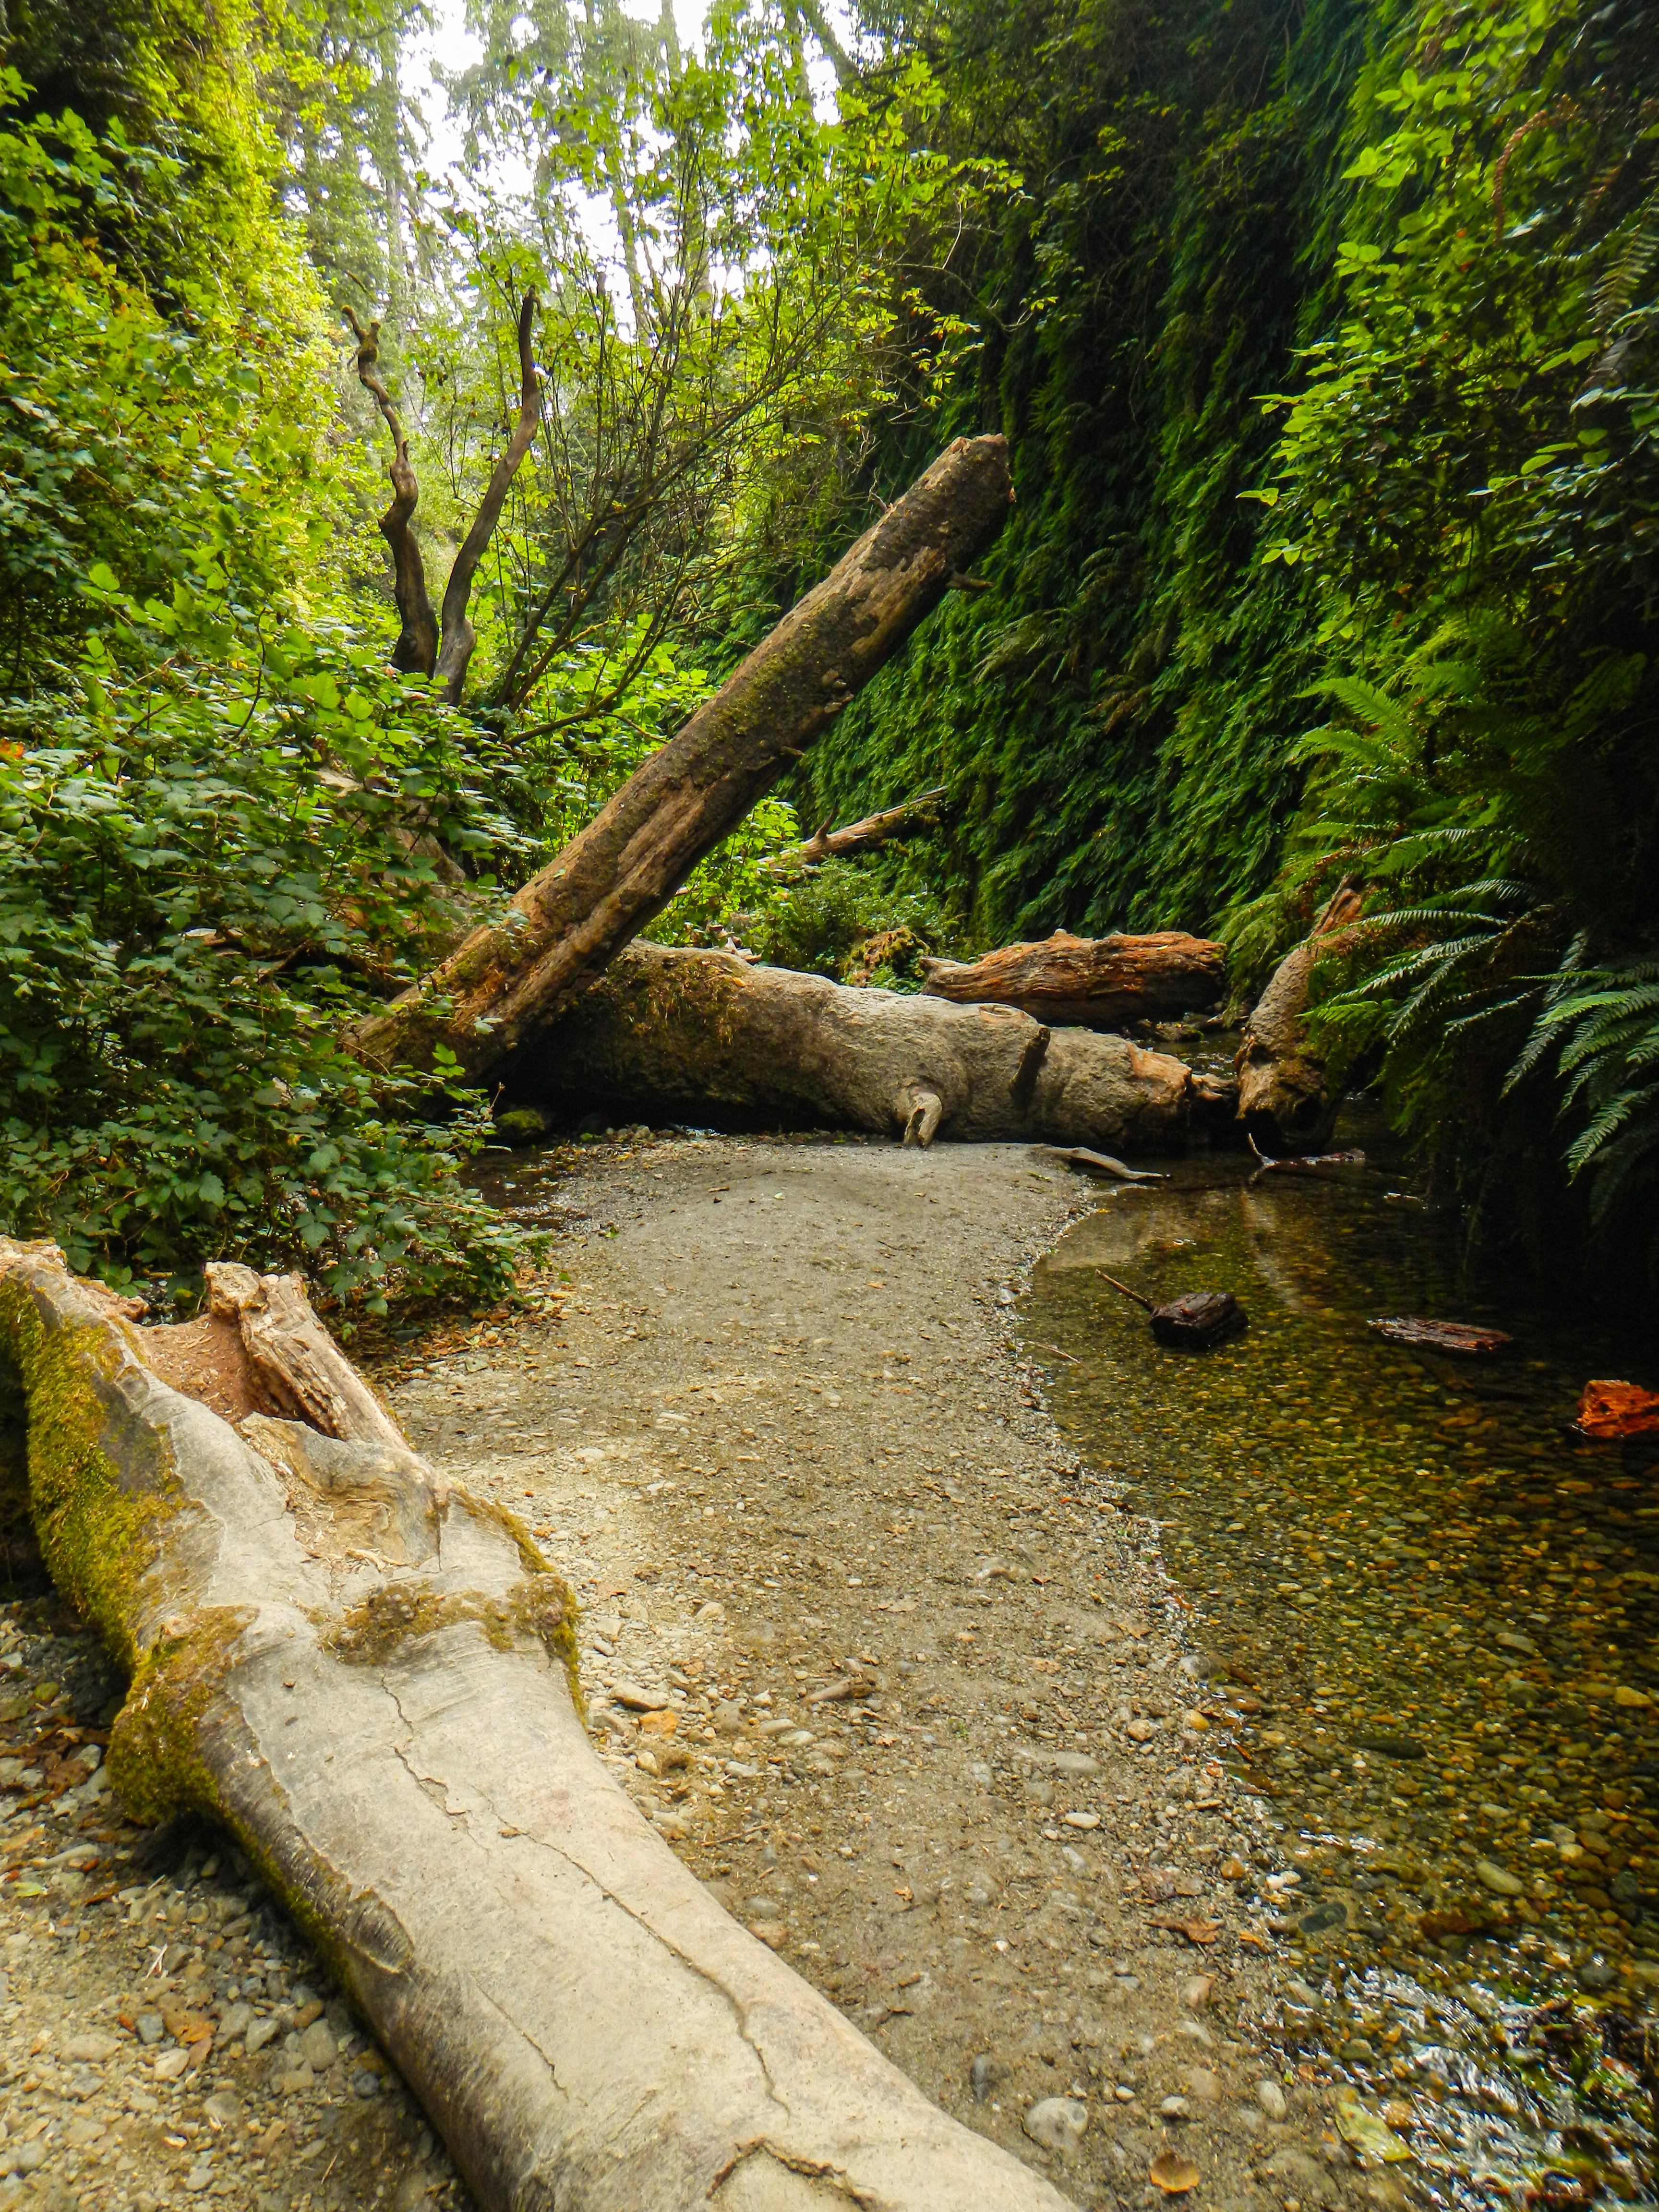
(1026, 1122), (1659, 2206)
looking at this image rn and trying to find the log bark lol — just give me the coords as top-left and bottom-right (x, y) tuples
(1233, 882), (1363, 1148)
(0, 1239), (1073, 2212)
(507, 940), (1199, 1151)
(350, 435), (1014, 1082)
(773, 788), (947, 872)
(918, 929), (1226, 1028)
(344, 311), (438, 678)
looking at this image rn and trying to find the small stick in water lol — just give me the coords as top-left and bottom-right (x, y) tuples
(1100, 1272), (1155, 1313)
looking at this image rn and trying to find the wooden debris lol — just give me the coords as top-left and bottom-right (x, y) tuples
(919, 928), (1225, 1029)
(1101, 1274), (1248, 1350)
(1248, 1135), (1367, 1180)
(1045, 1146), (1168, 1183)
(1575, 1380), (1659, 1439)
(772, 789), (947, 873)
(1369, 1317), (1513, 1356)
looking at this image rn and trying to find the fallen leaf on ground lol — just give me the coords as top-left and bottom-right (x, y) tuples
(1148, 1916), (1221, 1946)
(1150, 2149), (1201, 2194)
(1335, 2093), (1412, 2164)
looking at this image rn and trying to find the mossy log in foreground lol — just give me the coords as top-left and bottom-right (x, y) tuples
(0, 1239), (1073, 2212)
(511, 938), (1230, 1149)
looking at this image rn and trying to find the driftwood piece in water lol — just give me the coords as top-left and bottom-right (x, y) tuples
(508, 940), (1200, 1151)
(919, 929), (1226, 1029)
(1043, 1145), (1168, 1184)
(1576, 1381), (1659, 1439)
(1099, 1272), (1249, 1350)
(0, 1241), (1072, 2212)
(1248, 1135), (1368, 1182)
(351, 435), (1014, 1082)
(1234, 882), (1363, 1149)
(1369, 1317), (1513, 1356)
(772, 788), (947, 873)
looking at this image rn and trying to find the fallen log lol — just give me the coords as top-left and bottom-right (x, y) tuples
(1369, 1317), (1513, 1356)
(771, 787), (947, 873)
(918, 928), (1226, 1029)
(1233, 882), (1363, 1148)
(507, 940), (1200, 1150)
(0, 1239), (1072, 2212)
(351, 435), (1014, 1082)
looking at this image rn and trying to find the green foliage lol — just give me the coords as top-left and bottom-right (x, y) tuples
(748, 859), (961, 986)
(1239, 0), (1659, 1270)
(0, 569), (541, 1311)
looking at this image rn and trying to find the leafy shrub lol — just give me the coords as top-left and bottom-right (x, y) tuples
(746, 859), (963, 985)
(0, 580), (541, 1314)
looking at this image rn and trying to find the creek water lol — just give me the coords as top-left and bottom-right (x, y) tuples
(1026, 1104), (1659, 2212)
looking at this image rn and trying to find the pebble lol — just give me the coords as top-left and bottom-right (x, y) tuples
(1160, 2095), (1192, 2119)
(1579, 1961), (1617, 1992)
(1257, 2079), (1287, 2121)
(136, 2011), (165, 2045)
(245, 2015), (282, 2055)
(1180, 1974), (1214, 2010)
(969, 2053), (1004, 2102)
(1475, 1859), (1525, 1897)
(300, 2020), (338, 2070)
(1024, 2096), (1089, 2155)
(1185, 2068), (1224, 2104)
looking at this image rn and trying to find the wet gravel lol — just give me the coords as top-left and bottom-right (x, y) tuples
(1030, 1115), (1659, 2208)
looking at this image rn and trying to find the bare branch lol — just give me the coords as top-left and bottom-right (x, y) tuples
(344, 307), (439, 678)
(434, 292), (541, 706)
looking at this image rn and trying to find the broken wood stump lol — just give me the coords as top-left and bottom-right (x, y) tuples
(1233, 883), (1363, 1149)
(919, 929), (1225, 1029)
(0, 1239), (1073, 2212)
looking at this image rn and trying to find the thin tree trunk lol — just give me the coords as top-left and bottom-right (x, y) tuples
(351, 434), (1014, 1081)
(772, 787), (947, 873)
(0, 1240), (1073, 2212)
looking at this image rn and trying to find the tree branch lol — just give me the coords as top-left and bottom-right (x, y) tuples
(434, 292), (541, 706)
(344, 307), (439, 678)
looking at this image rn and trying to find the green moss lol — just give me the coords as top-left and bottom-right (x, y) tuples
(107, 1605), (252, 1827)
(0, 1279), (184, 1675)
(324, 1567), (583, 1714)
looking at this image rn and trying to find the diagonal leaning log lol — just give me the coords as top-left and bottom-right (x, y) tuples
(0, 1240), (1073, 2212)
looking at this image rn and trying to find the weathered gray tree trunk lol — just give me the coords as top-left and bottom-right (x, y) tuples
(0, 1239), (1073, 2212)
(508, 940), (1208, 1149)
(350, 435), (1014, 1083)
(919, 929), (1225, 1029)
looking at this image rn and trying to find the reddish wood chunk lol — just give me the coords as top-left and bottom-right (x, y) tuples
(919, 929), (1225, 1028)
(1369, 1317), (1513, 1355)
(1575, 1380), (1659, 1439)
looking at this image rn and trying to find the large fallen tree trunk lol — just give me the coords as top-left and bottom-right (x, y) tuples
(1233, 881), (1363, 1148)
(918, 928), (1226, 1028)
(0, 1239), (1072, 2212)
(350, 434), (1013, 1083)
(509, 940), (1218, 1148)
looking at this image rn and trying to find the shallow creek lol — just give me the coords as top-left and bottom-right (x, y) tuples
(1028, 1114), (1659, 2211)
